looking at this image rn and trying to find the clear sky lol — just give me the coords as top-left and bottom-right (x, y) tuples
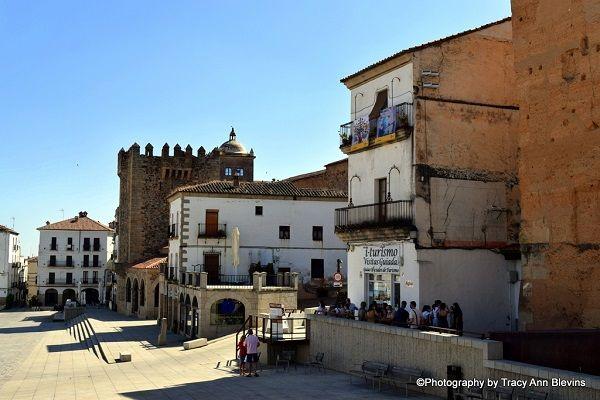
(0, 1), (510, 255)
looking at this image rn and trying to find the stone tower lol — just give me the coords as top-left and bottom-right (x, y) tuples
(116, 130), (255, 265)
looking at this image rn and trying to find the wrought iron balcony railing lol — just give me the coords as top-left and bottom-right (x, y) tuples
(339, 102), (413, 149)
(335, 200), (414, 231)
(197, 223), (227, 239)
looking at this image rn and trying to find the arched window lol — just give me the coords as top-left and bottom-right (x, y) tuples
(154, 284), (160, 307)
(140, 280), (145, 306)
(126, 278), (131, 303)
(210, 298), (245, 325)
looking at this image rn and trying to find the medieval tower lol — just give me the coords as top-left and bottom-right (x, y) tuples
(116, 128), (255, 265)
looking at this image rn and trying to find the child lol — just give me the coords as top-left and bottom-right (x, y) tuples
(236, 335), (247, 375)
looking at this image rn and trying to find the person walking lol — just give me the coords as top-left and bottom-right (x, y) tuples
(244, 329), (260, 377)
(452, 302), (464, 333)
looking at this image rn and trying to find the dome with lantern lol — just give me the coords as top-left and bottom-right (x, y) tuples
(218, 127), (252, 155)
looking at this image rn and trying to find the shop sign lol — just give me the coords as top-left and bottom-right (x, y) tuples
(362, 244), (402, 273)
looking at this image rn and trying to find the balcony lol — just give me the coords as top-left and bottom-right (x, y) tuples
(335, 200), (414, 233)
(339, 102), (413, 153)
(198, 223), (227, 239)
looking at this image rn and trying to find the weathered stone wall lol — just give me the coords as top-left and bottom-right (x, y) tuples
(412, 20), (520, 249)
(122, 268), (161, 320)
(116, 143), (254, 266)
(511, 0), (600, 329)
(308, 315), (600, 399)
(287, 159), (348, 192)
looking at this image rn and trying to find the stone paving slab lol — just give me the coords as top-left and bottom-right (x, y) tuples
(0, 309), (439, 400)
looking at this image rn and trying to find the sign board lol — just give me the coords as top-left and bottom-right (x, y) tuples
(361, 244), (402, 273)
(333, 272), (343, 287)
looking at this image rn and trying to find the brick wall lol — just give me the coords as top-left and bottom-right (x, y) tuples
(287, 159), (348, 192)
(512, 0), (600, 329)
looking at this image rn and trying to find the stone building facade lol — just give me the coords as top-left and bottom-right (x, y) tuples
(116, 129), (255, 266)
(511, 0), (600, 330)
(285, 159), (348, 192)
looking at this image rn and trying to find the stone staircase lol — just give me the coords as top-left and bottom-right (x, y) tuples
(66, 314), (112, 363)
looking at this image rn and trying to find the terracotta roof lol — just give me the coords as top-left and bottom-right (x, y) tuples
(0, 224), (18, 235)
(38, 216), (113, 232)
(172, 180), (347, 199)
(131, 257), (167, 270)
(341, 17), (511, 83)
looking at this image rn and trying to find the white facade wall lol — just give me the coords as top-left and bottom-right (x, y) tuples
(349, 62), (413, 121)
(169, 195), (347, 281)
(37, 229), (111, 305)
(0, 231), (20, 303)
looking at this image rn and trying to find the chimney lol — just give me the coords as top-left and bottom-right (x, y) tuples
(45, 221), (50, 225)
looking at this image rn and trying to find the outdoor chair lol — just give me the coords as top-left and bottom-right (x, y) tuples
(453, 386), (486, 400)
(348, 361), (389, 390)
(302, 352), (325, 374)
(519, 389), (548, 400)
(379, 366), (423, 396)
(275, 350), (296, 372)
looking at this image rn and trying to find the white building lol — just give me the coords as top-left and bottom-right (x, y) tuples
(167, 179), (347, 285)
(37, 212), (114, 306)
(336, 19), (521, 333)
(0, 225), (21, 307)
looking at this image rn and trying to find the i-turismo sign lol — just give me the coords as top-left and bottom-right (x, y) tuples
(362, 244), (402, 273)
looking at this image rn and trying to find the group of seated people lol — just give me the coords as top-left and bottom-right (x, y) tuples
(315, 298), (464, 332)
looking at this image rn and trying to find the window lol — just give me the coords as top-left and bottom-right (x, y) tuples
(224, 167), (233, 176)
(93, 238), (100, 251)
(49, 255), (56, 266)
(83, 271), (88, 284)
(312, 226), (323, 241)
(93, 255), (99, 267)
(83, 238), (91, 251)
(92, 271), (98, 284)
(279, 226), (290, 240)
(66, 256), (73, 267)
(255, 206), (263, 216)
(67, 237), (73, 251)
(50, 237), (57, 251)
(236, 168), (244, 176)
(83, 255), (89, 268)
(48, 272), (55, 284)
(66, 273), (73, 284)
(311, 259), (325, 279)
(369, 89), (388, 120)
(210, 298), (245, 325)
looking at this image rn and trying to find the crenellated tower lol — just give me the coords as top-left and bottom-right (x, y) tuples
(116, 129), (255, 265)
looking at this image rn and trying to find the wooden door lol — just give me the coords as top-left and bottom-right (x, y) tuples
(205, 210), (219, 236)
(204, 253), (220, 284)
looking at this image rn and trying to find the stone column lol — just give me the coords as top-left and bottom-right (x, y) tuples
(284, 272), (291, 287)
(199, 272), (208, 289)
(276, 272), (283, 286)
(252, 272), (263, 291)
(290, 272), (300, 290)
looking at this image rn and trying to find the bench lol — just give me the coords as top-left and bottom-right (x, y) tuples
(379, 366), (423, 396)
(348, 361), (390, 390)
(183, 338), (208, 350)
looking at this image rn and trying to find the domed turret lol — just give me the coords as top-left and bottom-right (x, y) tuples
(218, 127), (249, 155)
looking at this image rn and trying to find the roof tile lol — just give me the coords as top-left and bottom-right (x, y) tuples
(38, 216), (113, 232)
(172, 180), (347, 198)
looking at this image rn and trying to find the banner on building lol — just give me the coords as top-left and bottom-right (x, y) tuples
(376, 106), (397, 141)
(351, 116), (369, 150)
(361, 244), (402, 273)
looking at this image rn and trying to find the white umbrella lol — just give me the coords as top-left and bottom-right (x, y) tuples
(232, 227), (240, 269)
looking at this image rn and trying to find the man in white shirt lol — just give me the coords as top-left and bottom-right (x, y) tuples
(408, 301), (421, 328)
(244, 329), (260, 377)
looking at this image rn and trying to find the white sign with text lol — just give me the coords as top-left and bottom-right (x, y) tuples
(361, 244), (403, 273)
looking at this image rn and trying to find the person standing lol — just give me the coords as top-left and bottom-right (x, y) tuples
(244, 329), (260, 377)
(393, 301), (409, 327)
(408, 301), (420, 328)
(236, 335), (247, 376)
(452, 302), (464, 333)
(357, 301), (367, 321)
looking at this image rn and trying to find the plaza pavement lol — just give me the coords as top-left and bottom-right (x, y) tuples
(0, 309), (438, 399)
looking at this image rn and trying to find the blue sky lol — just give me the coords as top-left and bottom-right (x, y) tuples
(0, 1), (510, 255)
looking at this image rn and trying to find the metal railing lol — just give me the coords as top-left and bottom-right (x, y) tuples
(197, 223), (227, 238)
(216, 274), (251, 285)
(339, 102), (413, 148)
(235, 314), (309, 356)
(335, 200), (414, 231)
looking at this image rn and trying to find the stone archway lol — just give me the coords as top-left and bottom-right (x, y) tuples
(126, 278), (132, 303)
(44, 289), (58, 306)
(132, 279), (139, 313)
(209, 298), (246, 326)
(62, 289), (76, 305)
(140, 280), (145, 307)
(83, 288), (99, 305)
